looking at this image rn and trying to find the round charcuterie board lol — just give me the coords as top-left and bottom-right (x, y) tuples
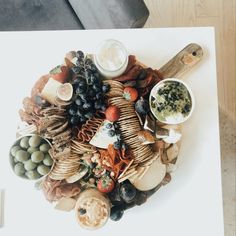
(9, 41), (203, 230)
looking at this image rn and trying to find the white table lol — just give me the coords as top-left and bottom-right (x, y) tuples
(0, 28), (224, 236)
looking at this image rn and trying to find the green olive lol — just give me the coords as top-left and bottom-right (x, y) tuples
(10, 146), (21, 157)
(24, 160), (37, 171)
(39, 143), (50, 153)
(25, 170), (41, 180)
(15, 150), (30, 162)
(14, 163), (25, 176)
(29, 135), (42, 148)
(20, 137), (30, 149)
(31, 151), (44, 163)
(27, 147), (39, 154)
(9, 155), (16, 166)
(37, 165), (50, 176)
(43, 154), (53, 166)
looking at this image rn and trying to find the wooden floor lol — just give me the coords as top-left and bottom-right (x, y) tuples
(144, 0), (236, 122)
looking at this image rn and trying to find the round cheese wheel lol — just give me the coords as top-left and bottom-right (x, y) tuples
(130, 157), (166, 191)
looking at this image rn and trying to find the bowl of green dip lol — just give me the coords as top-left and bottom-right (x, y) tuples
(149, 78), (195, 125)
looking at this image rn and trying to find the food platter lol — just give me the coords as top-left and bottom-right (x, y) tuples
(8, 39), (203, 230)
(0, 28), (224, 236)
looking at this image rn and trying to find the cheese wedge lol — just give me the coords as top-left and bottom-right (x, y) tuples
(41, 78), (62, 104)
(89, 120), (117, 149)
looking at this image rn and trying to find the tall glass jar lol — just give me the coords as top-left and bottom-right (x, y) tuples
(94, 39), (128, 79)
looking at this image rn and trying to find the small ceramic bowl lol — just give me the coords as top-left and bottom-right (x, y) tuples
(149, 78), (195, 125)
(9, 134), (54, 181)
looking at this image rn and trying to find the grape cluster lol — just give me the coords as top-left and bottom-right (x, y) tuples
(68, 51), (110, 126)
(108, 181), (148, 221)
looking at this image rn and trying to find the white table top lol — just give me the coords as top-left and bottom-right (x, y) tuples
(0, 28), (224, 236)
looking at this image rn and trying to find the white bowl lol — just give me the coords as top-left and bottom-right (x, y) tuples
(149, 78), (195, 125)
(9, 134), (54, 181)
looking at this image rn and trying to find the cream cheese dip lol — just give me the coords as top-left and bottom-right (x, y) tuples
(94, 39), (128, 78)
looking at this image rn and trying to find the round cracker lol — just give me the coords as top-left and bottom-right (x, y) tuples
(118, 115), (138, 122)
(119, 111), (136, 118)
(118, 114), (140, 123)
(125, 139), (140, 148)
(119, 122), (140, 130)
(134, 147), (153, 159)
(104, 80), (124, 89)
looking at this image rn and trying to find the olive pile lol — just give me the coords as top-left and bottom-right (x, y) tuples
(10, 135), (54, 180)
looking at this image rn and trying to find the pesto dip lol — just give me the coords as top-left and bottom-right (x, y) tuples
(150, 80), (193, 124)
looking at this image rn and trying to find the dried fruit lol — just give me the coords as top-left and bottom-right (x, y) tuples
(137, 130), (155, 145)
(166, 144), (179, 162)
(65, 51), (77, 68)
(50, 65), (70, 83)
(123, 87), (138, 102)
(119, 182), (136, 203)
(105, 105), (120, 122)
(135, 97), (149, 115)
(161, 173), (172, 185)
(56, 83), (73, 101)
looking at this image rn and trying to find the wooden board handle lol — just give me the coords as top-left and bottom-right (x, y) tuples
(159, 43), (203, 79)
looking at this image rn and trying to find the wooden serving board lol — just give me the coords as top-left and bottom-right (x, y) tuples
(159, 43), (203, 78)
(156, 43), (203, 164)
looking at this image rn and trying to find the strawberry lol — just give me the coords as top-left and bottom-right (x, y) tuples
(123, 87), (138, 102)
(97, 176), (115, 193)
(105, 105), (120, 122)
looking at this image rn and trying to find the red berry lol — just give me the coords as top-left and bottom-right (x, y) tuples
(105, 105), (120, 122)
(97, 176), (115, 193)
(123, 87), (138, 102)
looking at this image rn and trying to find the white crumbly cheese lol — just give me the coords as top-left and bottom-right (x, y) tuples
(166, 163), (177, 173)
(163, 128), (182, 144)
(96, 41), (126, 71)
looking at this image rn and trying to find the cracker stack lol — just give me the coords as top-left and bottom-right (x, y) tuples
(104, 80), (157, 182)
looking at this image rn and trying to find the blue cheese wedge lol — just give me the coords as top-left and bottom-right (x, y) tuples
(89, 120), (117, 149)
